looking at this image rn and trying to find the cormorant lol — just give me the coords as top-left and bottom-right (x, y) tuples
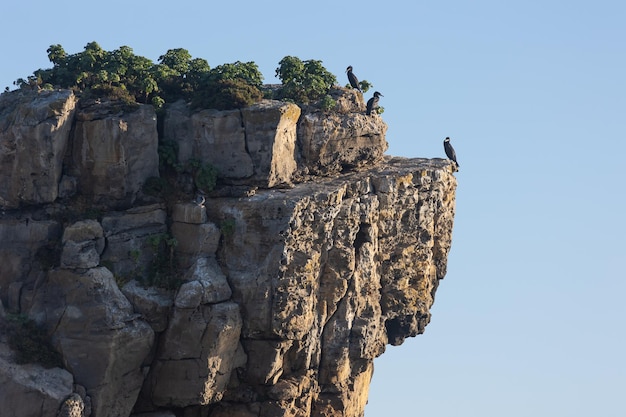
(366, 91), (383, 115)
(443, 137), (459, 168)
(346, 66), (361, 91)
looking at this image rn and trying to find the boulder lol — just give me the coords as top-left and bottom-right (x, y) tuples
(182, 257), (232, 303)
(60, 220), (105, 269)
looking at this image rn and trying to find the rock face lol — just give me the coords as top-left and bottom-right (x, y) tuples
(0, 341), (77, 417)
(0, 89), (76, 208)
(206, 157), (455, 416)
(298, 111), (388, 175)
(0, 87), (457, 417)
(29, 267), (155, 417)
(70, 101), (159, 206)
(164, 99), (301, 187)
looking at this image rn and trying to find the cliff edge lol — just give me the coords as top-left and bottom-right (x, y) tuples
(0, 88), (457, 417)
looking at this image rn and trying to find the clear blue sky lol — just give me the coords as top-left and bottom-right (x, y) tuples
(2, 1), (625, 416)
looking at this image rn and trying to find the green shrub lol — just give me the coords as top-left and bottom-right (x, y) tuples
(193, 162), (218, 193)
(142, 176), (171, 197)
(158, 140), (182, 173)
(145, 233), (180, 289)
(319, 95), (337, 112)
(275, 56), (337, 104)
(1, 314), (63, 368)
(220, 218), (236, 237)
(205, 61), (264, 89)
(84, 84), (137, 107)
(358, 79), (373, 93)
(191, 78), (263, 110)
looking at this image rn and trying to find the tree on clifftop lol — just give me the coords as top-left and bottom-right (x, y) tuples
(274, 56), (337, 104)
(190, 61), (264, 110)
(11, 43), (344, 112)
(12, 42), (265, 111)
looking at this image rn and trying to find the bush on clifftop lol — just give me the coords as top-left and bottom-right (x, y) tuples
(10, 43), (340, 111)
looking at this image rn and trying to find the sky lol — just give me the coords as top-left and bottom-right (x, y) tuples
(1, 1), (625, 416)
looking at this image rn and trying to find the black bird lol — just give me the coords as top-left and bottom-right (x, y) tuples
(366, 91), (383, 115)
(443, 137), (459, 168)
(346, 66), (361, 91)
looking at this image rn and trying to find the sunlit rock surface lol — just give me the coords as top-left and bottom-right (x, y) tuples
(0, 87), (457, 417)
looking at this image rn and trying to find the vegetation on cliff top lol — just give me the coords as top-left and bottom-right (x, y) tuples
(7, 42), (345, 110)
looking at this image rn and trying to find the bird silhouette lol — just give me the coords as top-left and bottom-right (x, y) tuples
(346, 66), (361, 91)
(366, 91), (383, 115)
(443, 137), (459, 168)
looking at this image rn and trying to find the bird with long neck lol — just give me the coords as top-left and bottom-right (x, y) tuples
(443, 137), (459, 168)
(346, 65), (361, 92)
(366, 91), (383, 115)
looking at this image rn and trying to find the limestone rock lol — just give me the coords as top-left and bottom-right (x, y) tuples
(0, 89), (458, 417)
(172, 202), (207, 224)
(206, 157), (456, 417)
(121, 280), (174, 333)
(297, 110), (388, 175)
(148, 301), (243, 407)
(164, 99), (300, 187)
(0, 341), (75, 417)
(240, 100), (300, 187)
(29, 267), (155, 417)
(170, 221), (221, 268)
(60, 239), (100, 269)
(58, 175), (78, 199)
(164, 100), (253, 179)
(175, 259), (232, 308)
(60, 220), (105, 269)
(70, 101), (159, 206)
(329, 88), (365, 114)
(182, 257), (232, 303)
(0, 218), (62, 311)
(62, 219), (104, 245)
(0, 89), (77, 208)
(56, 393), (85, 417)
(100, 204), (168, 282)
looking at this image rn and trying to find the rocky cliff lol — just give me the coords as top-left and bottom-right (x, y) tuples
(0, 87), (457, 417)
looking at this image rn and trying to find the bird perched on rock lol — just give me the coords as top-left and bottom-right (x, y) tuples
(366, 91), (383, 115)
(346, 66), (361, 92)
(443, 137), (459, 168)
(194, 192), (206, 206)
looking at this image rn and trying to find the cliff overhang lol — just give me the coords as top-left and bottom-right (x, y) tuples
(0, 87), (457, 417)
